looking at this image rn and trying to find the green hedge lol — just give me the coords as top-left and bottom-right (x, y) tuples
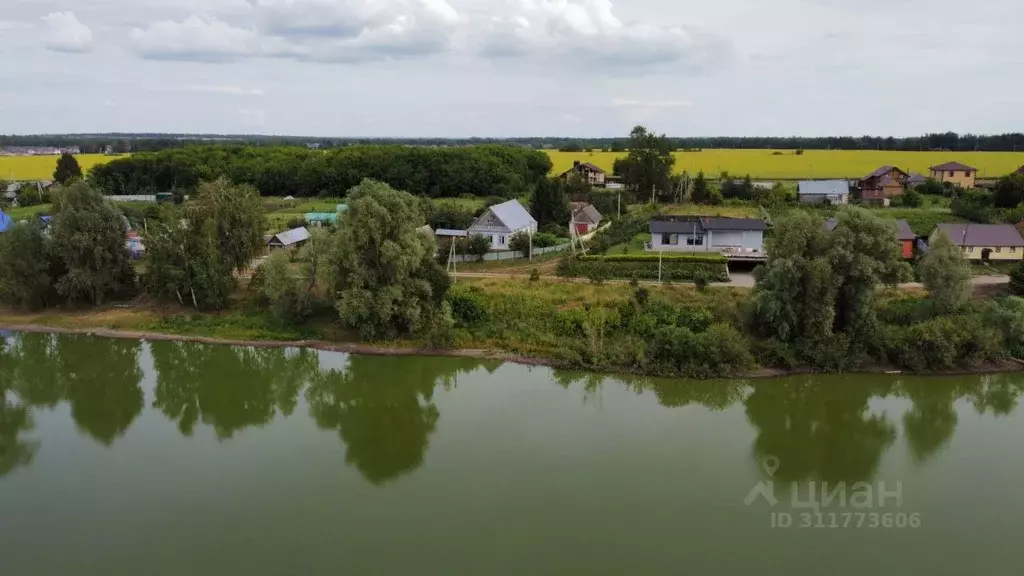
(577, 253), (728, 264)
(557, 256), (729, 282)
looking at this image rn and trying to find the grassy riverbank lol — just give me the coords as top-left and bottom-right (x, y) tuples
(3, 278), (1022, 379)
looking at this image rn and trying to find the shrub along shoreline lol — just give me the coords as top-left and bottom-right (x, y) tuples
(1, 279), (1021, 380)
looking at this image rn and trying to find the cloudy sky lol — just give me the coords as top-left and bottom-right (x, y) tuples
(1, 0), (1022, 137)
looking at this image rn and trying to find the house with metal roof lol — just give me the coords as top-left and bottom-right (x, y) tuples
(267, 227), (311, 249)
(467, 200), (537, 250)
(798, 180), (850, 205)
(928, 223), (1024, 261)
(929, 162), (977, 189)
(649, 216), (767, 257)
(570, 202), (603, 235)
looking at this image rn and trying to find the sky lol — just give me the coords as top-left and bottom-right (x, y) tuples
(1, 0), (1022, 138)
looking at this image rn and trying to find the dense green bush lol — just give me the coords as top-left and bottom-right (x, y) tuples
(882, 315), (1002, 372)
(557, 254), (729, 282)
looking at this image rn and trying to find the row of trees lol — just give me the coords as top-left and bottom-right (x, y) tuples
(88, 145), (552, 198)
(0, 177), (455, 345)
(751, 206), (1020, 371)
(8, 131), (1024, 153)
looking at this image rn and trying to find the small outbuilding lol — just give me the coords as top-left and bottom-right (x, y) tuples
(570, 202), (603, 235)
(267, 226), (311, 250)
(798, 180), (850, 205)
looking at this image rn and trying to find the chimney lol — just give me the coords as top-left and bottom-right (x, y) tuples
(573, 160), (580, 168)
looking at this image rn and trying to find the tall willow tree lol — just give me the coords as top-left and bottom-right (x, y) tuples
(327, 179), (451, 340)
(143, 178), (264, 310)
(49, 180), (135, 304)
(752, 207), (911, 362)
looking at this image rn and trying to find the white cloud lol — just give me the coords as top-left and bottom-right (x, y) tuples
(42, 11), (93, 53)
(478, 0), (728, 68)
(129, 15), (261, 62)
(184, 84), (265, 96)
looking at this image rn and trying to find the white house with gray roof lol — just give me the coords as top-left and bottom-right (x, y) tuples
(798, 180), (850, 205)
(648, 216), (767, 257)
(467, 199), (537, 250)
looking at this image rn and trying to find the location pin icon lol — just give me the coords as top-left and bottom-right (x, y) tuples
(761, 455), (780, 478)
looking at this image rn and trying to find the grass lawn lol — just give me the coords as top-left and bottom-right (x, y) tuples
(435, 197), (487, 211)
(608, 233), (650, 255)
(662, 203), (762, 218)
(3, 203), (51, 221)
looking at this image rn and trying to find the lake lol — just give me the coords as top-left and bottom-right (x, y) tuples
(2, 332), (1024, 575)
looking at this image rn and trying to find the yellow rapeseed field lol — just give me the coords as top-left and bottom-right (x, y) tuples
(547, 149), (1024, 180)
(0, 154), (122, 181)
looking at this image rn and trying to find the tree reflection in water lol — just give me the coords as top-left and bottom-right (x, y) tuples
(151, 342), (319, 439)
(305, 355), (485, 484)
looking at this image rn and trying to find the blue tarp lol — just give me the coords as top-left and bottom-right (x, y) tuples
(0, 209), (13, 233)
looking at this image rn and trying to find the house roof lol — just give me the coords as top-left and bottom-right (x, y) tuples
(862, 165), (907, 181)
(825, 217), (915, 241)
(435, 229), (468, 237)
(798, 180), (850, 196)
(896, 219), (916, 241)
(650, 216), (765, 235)
(933, 223), (1024, 247)
(562, 161), (606, 176)
(907, 173), (927, 184)
(6, 182), (21, 193)
(571, 203), (602, 225)
(475, 200), (536, 231)
(268, 227), (311, 247)
(1016, 165), (1024, 175)
(930, 161), (977, 172)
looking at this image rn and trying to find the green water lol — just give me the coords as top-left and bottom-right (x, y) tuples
(2, 332), (1024, 575)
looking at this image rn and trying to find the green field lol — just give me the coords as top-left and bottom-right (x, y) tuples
(0, 154), (123, 181)
(547, 149), (1024, 180)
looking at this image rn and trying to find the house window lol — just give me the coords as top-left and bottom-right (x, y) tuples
(1012, 247), (1017, 253)
(499, 235), (506, 246)
(949, 171), (955, 177)
(995, 246), (1002, 253)
(695, 235), (704, 246)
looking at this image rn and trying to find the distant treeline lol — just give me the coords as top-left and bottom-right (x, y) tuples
(87, 145), (552, 197)
(6, 131), (1024, 153)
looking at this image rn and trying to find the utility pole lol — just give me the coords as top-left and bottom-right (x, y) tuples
(658, 251), (663, 283)
(617, 192), (621, 220)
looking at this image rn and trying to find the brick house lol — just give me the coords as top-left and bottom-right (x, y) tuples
(929, 162), (977, 189)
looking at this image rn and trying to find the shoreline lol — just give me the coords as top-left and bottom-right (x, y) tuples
(3, 321), (1022, 381)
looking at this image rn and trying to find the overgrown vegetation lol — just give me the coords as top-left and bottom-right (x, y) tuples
(557, 253), (729, 283)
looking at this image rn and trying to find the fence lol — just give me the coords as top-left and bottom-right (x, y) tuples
(442, 222), (609, 264)
(445, 242), (573, 264)
(106, 195), (156, 203)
